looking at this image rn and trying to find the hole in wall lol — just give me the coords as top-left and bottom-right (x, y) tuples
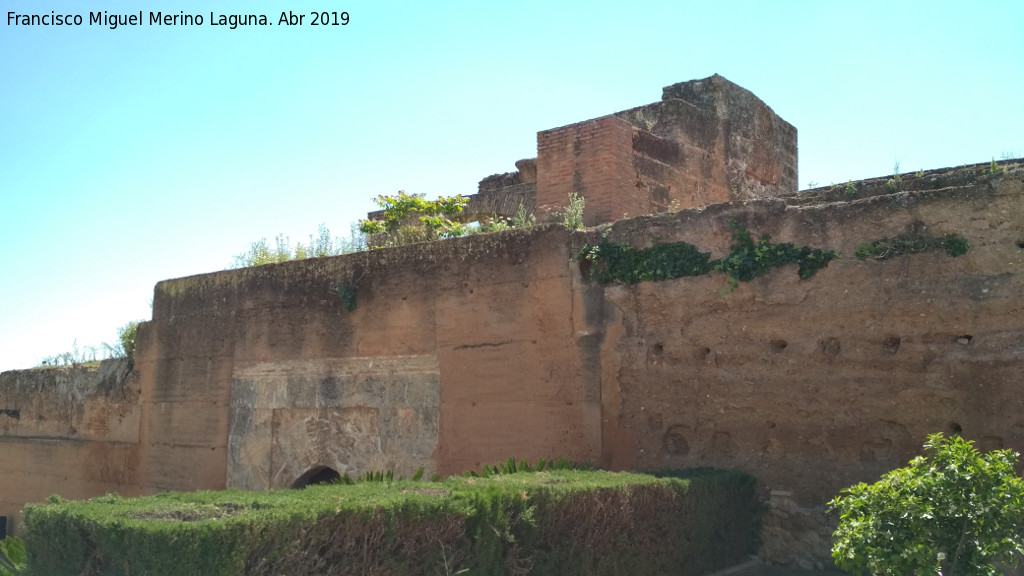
(882, 336), (901, 355)
(663, 425), (690, 456)
(819, 337), (841, 358)
(693, 347), (712, 363)
(947, 422), (963, 436)
(1017, 239), (1024, 249)
(0, 516), (6, 540)
(651, 343), (664, 357)
(770, 339), (787, 353)
(292, 466), (341, 489)
(956, 335), (973, 345)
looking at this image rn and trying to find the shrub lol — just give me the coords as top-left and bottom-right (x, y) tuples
(20, 468), (756, 576)
(829, 433), (1024, 576)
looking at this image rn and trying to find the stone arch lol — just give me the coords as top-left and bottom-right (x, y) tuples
(291, 465), (341, 489)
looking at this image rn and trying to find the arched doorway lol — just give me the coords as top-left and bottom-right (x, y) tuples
(291, 466), (341, 488)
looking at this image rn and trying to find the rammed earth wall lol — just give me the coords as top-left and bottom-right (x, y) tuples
(1, 163), (1022, 567)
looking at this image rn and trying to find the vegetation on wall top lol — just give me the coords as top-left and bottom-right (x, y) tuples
(38, 320), (143, 369)
(358, 191), (470, 247)
(231, 224), (366, 268)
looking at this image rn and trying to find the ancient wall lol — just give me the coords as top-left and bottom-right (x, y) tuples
(2, 162), (1021, 569)
(586, 166), (1024, 567)
(132, 226), (602, 497)
(0, 359), (142, 530)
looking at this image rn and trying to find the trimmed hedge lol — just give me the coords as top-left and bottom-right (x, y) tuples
(21, 469), (756, 576)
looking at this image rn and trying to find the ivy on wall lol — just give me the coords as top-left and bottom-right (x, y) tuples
(578, 223), (839, 291)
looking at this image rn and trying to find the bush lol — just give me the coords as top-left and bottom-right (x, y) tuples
(829, 433), (1024, 576)
(21, 468), (756, 576)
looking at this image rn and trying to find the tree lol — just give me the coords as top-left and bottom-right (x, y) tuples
(358, 191), (469, 246)
(829, 433), (1024, 576)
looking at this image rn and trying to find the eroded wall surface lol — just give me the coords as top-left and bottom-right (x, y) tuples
(0, 359), (142, 528)
(134, 227), (603, 495)
(588, 167), (1024, 567)
(229, 355), (440, 489)
(537, 74), (797, 224)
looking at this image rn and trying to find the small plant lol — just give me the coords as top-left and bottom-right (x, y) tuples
(511, 202), (536, 228)
(855, 233), (969, 260)
(829, 433), (1024, 576)
(562, 193), (585, 230)
(844, 182), (857, 199)
(987, 158), (1003, 175)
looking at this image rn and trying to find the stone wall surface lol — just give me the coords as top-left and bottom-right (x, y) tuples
(228, 355), (441, 490)
(0, 359), (142, 527)
(133, 226), (603, 495)
(586, 167), (1024, 567)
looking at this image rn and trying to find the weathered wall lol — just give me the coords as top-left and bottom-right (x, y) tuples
(133, 226), (602, 496)
(2, 163), (1021, 569)
(536, 74), (797, 224)
(536, 115), (637, 225)
(0, 359), (142, 529)
(586, 168), (1024, 567)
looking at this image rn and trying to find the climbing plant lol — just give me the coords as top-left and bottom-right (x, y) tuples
(578, 241), (712, 284)
(713, 223), (839, 290)
(578, 222), (838, 291)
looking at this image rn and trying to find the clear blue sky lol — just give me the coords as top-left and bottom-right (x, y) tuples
(1, 0), (1021, 370)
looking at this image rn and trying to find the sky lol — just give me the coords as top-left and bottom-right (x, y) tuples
(1, 0), (1022, 370)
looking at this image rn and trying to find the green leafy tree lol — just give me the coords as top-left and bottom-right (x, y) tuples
(829, 433), (1024, 576)
(359, 191), (469, 246)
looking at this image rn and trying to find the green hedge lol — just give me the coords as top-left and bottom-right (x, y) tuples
(21, 469), (757, 576)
